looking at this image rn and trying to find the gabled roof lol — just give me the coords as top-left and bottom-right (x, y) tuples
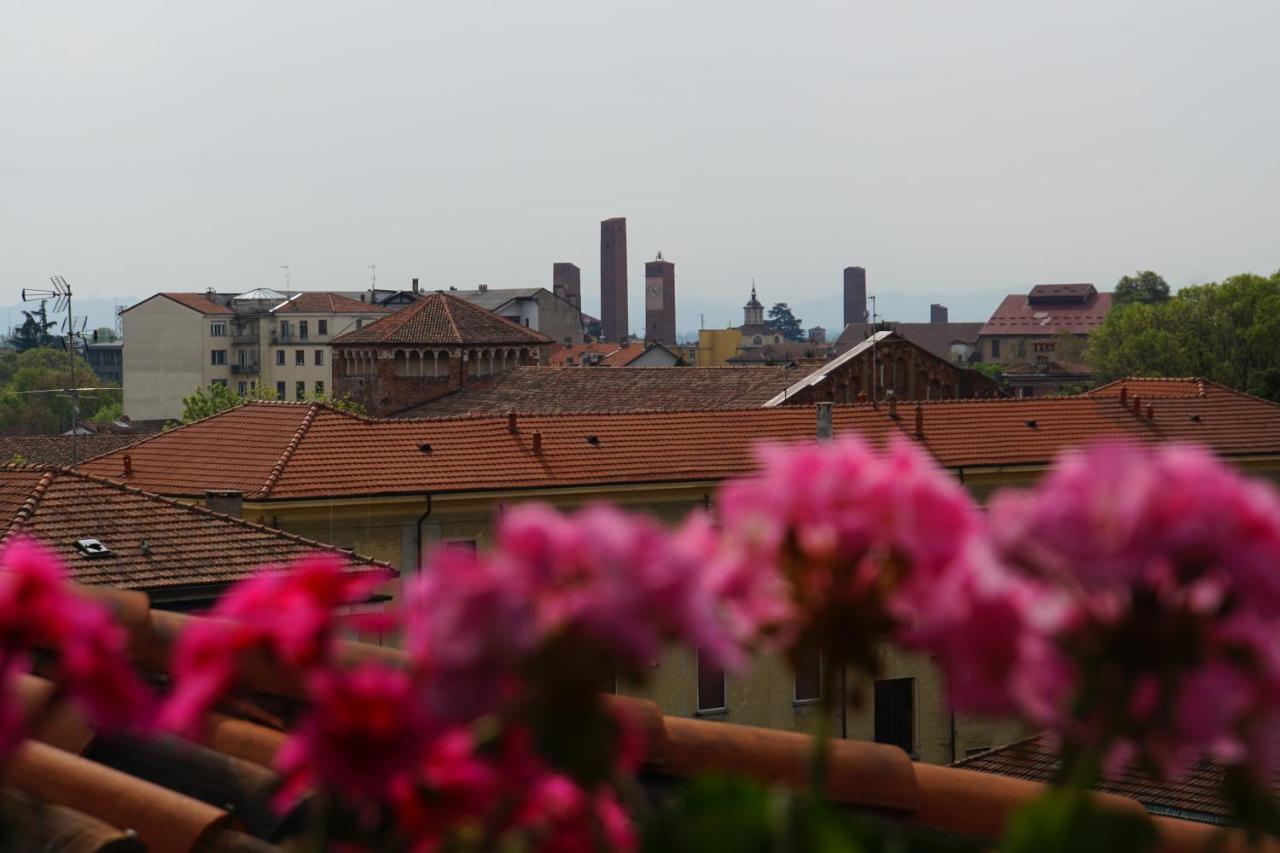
(123, 293), (234, 316)
(762, 332), (893, 406)
(395, 365), (801, 417)
(957, 734), (1265, 826)
(270, 292), (392, 315)
(980, 290), (1113, 337)
(1087, 377), (1212, 398)
(0, 435), (145, 467)
(448, 287), (546, 312)
(835, 322), (984, 361)
(73, 383), (1280, 502)
(329, 291), (552, 346)
(546, 342), (681, 368)
(0, 467), (389, 601)
(1028, 283), (1097, 303)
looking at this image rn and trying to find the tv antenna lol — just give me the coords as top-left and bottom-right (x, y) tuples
(280, 265), (291, 292)
(368, 264), (377, 290)
(21, 276), (87, 463)
(869, 294), (879, 407)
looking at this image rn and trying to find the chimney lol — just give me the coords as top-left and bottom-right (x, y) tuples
(930, 303), (948, 324)
(914, 403), (924, 439)
(531, 431), (543, 453)
(507, 411), (518, 432)
(412, 277), (420, 294)
(816, 402), (833, 441)
(888, 391), (898, 419)
(1145, 403), (1155, 421)
(478, 284), (488, 292)
(1132, 395), (1142, 415)
(205, 490), (243, 518)
(122, 453), (132, 476)
(1119, 387), (1128, 405)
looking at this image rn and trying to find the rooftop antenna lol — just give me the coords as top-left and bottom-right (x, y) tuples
(368, 264), (377, 290)
(280, 265), (291, 293)
(22, 276), (85, 463)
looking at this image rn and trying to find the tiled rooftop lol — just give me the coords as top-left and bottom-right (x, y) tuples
(0, 434), (144, 467)
(396, 365), (800, 417)
(980, 290), (1113, 336)
(330, 291), (552, 346)
(545, 341), (672, 367)
(835, 322), (984, 361)
(0, 467), (389, 601)
(269, 292), (391, 314)
(74, 380), (1280, 501)
(1088, 377), (1210, 398)
(958, 734), (1269, 826)
(154, 293), (234, 315)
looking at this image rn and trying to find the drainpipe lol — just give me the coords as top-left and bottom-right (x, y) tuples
(414, 494), (434, 570)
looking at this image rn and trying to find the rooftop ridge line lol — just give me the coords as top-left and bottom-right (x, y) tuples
(5, 468), (57, 539)
(259, 403), (322, 498)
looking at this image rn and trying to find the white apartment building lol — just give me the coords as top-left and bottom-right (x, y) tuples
(123, 289), (390, 422)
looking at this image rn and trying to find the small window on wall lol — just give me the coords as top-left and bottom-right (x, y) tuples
(211, 378), (227, 388)
(314, 381), (324, 396)
(210, 322), (226, 337)
(276, 350), (285, 366)
(237, 381), (247, 396)
(874, 677), (915, 756)
(295, 349), (305, 366)
(299, 320), (309, 340)
(295, 381), (305, 401)
(275, 381), (286, 400)
(696, 650), (726, 714)
(990, 339), (1001, 359)
(315, 349), (324, 366)
(318, 319), (328, 336)
(794, 645), (822, 703)
(210, 350), (227, 365)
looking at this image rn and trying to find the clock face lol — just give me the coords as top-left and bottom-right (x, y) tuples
(646, 282), (662, 310)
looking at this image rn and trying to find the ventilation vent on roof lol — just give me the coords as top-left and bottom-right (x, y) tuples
(419, 442), (433, 453)
(1024, 419), (1038, 429)
(75, 538), (113, 558)
(586, 435), (600, 446)
(1189, 414), (1202, 422)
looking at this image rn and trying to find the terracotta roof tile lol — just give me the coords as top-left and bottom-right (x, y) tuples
(980, 291), (1113, 336)
(330, 291), (551, 346)
(270, 292), (392, 314)
(957, 734), (1273, 826)
(157, 293), (234, 315)
(0, 467), (390, 599)
(73, 383), (1280, 501)
(1087, 377), (1212, 398)
(0, 434), (143, 468)
(396, 366), (801, 417)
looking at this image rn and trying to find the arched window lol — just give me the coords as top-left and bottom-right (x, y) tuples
(753, 336), (762, 345)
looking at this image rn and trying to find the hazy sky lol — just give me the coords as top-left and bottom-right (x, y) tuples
(3, 0), (1278, 330)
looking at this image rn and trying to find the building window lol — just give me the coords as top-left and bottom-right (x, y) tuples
(1034, 341), (1055, 352)
(295, 349), (305, 366)
(211, 378), (227, 388)
(753, 336), (762, 345)
(275, 381), (286, 400)
(299, 321), (309, 340)
(295, 381), (305, 401)
(315, 349), (324, 366)
(279, 321), (290, 340)
(210, 322), (227, 337)
(237, 381), (247, 395)
(314, 380), (324, 396)
(356, 318), (364, 329)
(794, 646), (822, 704)
(318, 319), (328, 336)
(990, 338), (1001, 359)
(210, 350), (227, 365)
(696, 650), (727, 714)
(874, 677), (915, 756)
(275, 349), (285, 366)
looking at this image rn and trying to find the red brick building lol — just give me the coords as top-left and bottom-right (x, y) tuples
(644, 254), (676, 345)
(330, 291), (551, 416)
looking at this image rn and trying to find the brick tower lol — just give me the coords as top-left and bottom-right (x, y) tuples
(843, 266), (868, 325)
(552, 262), (581, 309)
(600, 217), (628, 341)
(644, 253), (676, 345)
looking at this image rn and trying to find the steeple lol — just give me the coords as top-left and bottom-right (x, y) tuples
(743, 282), (764, 325)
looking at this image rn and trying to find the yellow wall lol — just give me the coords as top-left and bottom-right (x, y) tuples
(696, 328), (743, 367)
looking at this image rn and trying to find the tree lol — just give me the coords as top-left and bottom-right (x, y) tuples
(1088, 271), (1280, 401)
(11, 302), (56, 352)
(180, 382), (367, 423)
(766, 303), (804, 342)
(1114, 270), (1170, 306)
(91, 327), (119, 343)
(0, 347), (122, 435)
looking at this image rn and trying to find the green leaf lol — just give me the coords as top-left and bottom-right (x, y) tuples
(1001, 790), (1157, 853)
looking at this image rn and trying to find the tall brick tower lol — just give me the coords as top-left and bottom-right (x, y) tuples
(843, 266), (868, 325)
(644, 253), (676, 344)
(600, 217), (628, 341)
(552, 262), (581, 309)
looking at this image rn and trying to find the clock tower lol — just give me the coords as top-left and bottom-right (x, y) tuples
(644, 253), (677, 345)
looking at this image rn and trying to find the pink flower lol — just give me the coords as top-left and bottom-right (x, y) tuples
(989, 442), (1280, 778)
(275, 663), (427, 806)
(495, 503), (747, 673)
(715, 435), (985, 660)
(404, 546), (536, 721)
(161, 553), (386, 735)
(0, 538), (153, 753)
